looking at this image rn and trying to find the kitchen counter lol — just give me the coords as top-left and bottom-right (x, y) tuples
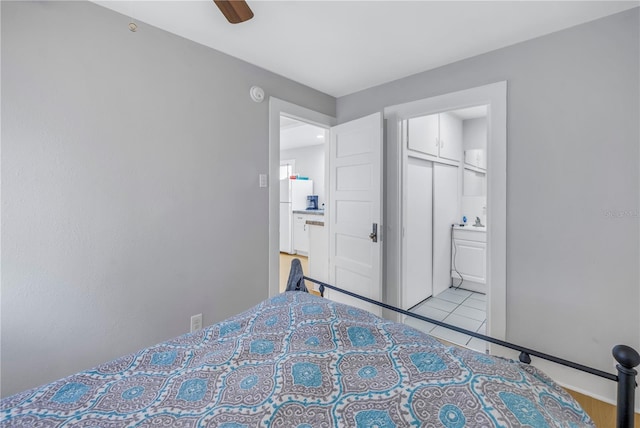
(293, 209), (324, 216)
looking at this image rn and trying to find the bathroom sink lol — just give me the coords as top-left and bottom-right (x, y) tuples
(453, 224), (486, 232)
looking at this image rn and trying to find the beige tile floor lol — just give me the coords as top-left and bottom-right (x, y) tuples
(406, 287), (488, 353)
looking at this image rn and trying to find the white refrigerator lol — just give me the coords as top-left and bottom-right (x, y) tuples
(280, 178), (313, 254)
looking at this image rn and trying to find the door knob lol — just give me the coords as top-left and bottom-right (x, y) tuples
(369, 223), (378, 243)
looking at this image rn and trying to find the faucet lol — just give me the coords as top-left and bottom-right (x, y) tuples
(474, 216), (485, 227)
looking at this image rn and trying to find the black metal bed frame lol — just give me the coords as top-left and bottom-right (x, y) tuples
(303, 275), (640, 428)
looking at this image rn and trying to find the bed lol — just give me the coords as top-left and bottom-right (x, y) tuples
(3, 287), (622, 427)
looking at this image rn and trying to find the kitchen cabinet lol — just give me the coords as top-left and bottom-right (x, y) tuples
(407, 112), (462, 162)
(308, 220), (328, 287)
(293, 211), (325, 256)
(451, 227), (486, 293)
(293, 213), (310, 255)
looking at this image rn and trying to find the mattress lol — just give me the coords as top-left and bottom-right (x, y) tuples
(0, 291), (594, 427)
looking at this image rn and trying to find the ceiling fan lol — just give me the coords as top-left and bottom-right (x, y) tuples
(213, 0), (254, 24)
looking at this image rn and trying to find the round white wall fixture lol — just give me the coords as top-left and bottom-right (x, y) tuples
(249, 86), (265, 103)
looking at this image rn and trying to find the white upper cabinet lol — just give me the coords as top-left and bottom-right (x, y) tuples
(438, 112), (463, 161)
(464, 149), (486, 170)
(407, 114), (439, 156)
(407, 112), (462, 161)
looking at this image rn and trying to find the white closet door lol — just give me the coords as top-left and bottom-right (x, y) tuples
(404, 157), (433, 309)
(433, 163), (459, 296)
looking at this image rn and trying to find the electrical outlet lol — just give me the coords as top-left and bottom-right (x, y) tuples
(190, 313), (202, 333)
(259, 174), (268, 188)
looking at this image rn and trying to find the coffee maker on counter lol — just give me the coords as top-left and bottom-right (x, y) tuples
(306, 195), (318, 210)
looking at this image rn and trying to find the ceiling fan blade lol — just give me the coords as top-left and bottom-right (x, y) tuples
(214, 0), (254, 24)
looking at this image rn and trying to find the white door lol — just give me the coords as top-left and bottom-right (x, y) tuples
(404, 157), (433, 309)
(328, 112), (383, 315)
(433, 163), (459, 296)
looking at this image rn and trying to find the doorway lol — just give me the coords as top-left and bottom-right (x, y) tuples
(269, 101), (384, 315)
(383, 82), (507, 345)
(268, 98), (335, 298)
(268, 84), (505, 347)
(278, 116), (327, 292)
(402, 105), (490, 351)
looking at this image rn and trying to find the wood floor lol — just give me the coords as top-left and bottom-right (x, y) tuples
(566, 388), (639, 428)
(426, 337), (638, 427)
(279, 253), (638, 427)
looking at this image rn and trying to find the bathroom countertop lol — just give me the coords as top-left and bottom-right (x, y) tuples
(453, 224), (486, 232)
(293, 209), (325, 216)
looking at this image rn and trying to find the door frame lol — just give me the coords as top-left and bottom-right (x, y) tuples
(384, 81), (508, 341)
(268, 98), (336, 298)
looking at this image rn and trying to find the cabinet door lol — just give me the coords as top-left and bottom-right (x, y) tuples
(451, 239), (486, 283)
(293, 215), (309, 254)
(438, 112), (462, 161)
(407, 114), (439, 156)
(464, 149), (484, 169)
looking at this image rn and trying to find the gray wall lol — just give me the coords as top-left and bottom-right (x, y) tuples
(1, 0), (334, 397)
(339, 7), (639, 377)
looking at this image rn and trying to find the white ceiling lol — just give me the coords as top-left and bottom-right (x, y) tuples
(93, 1), (638, 97)
(280, 116), (326, 151)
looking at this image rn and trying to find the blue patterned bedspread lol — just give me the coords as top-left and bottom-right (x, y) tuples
(1, 292), (593, 427)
